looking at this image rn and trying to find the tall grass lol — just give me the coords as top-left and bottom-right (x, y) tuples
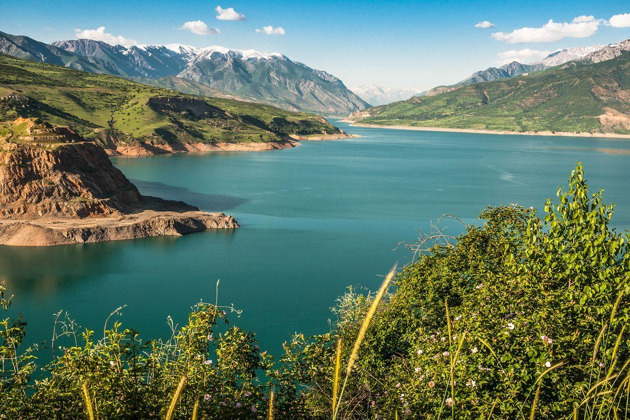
(332, 265), (396, 419)
(165, 375), (187, 420)
(81, 382), (95, 420)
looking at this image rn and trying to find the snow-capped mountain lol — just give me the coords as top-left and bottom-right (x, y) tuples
(350, 84), (424, 106)
(538, 45), (605, 67)
(581, 40), (630, 64)
(4, 35), (367, 115)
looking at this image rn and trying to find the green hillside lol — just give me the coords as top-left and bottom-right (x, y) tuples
(0, 54), (340, 151)
(353, 53), (630, 135)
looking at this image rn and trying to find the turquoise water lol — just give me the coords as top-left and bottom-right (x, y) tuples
(2, 121), (630, 358)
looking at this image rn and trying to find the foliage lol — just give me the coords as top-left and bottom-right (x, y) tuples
(356, 53), (630, 134)
(1, 164), (629, 419)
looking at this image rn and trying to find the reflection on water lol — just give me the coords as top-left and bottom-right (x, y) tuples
(132, 180), (249, 211)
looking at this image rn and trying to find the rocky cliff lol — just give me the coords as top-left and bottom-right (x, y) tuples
(0, 120), (238, 246)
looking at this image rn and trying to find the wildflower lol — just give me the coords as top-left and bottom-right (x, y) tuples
(443, 351), (450, 357)
(396, 383), (401, 388)
(428, 381), (435, 388)
(545, 361), (551, 368)
(251, 406), (257, 412)
(222, 310), (227, 316)
(235, 403), (241, 408)
(541, 335), (553, 345)
(244, 391), (251, 397)
(371, 401), (376, 407)
(455, 315), (462, 321)
(204, 394), (211, 401)
(599, 362), (606, 368)
(476, 284), (483, 289)
(414, 367), (422, 373)
(405, 408), (411, 415)
(471, 346), (478, 353)
(439, 336), (445, 342)
(417, 349), (423, 355)
(506, 322), (515, 330)
(207, 334), (213, 341)
(109, 361), (115, 366)
(203, 359), (213, 365)
(453, 335), (457, 340)
(446, 397), (455, 407)
(466, 379), (477, 387)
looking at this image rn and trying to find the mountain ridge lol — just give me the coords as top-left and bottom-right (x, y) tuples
(0, 32), (368, 115)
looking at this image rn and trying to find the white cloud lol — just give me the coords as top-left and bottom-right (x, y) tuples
(256, 26), (285, 36)
(215, 6), (246, 21)
(475, 21), (495, 29)
(74, 26), (137, 46)
(497, 48), (551, 64)
(180, 20), (221, 35)
(609, 13), (630, 28)
(491, 16), (601, 43)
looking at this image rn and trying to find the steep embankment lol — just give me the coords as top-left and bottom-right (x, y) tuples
(0, 54), (345, 156)
(0, 119), (238, 246)
(349, 52), (630, 135)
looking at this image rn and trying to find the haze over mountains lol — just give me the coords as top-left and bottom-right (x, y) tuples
(349, 85), (425, 106)
(0, 31), (368, 115)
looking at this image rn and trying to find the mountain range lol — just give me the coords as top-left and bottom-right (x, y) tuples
(348, 50), (630, 135)
(423, 40), (630, 96)
(0, 31), (368, 115)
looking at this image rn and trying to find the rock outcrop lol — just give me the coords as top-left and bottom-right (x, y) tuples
(0, 120), (239, 246)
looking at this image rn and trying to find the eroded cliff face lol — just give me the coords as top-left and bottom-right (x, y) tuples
(0, 141), (142, 218)
(0, 121), (239, 246)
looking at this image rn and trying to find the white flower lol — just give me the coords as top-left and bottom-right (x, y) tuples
(476, 284), (483, 289)
(455, 315), (462, 321)
(471, 346), (478, 353)
(506, 322), (515, 330)
(203, 359), (213, 365)
(443, 351), (450, 357)
(445, 397), (455, 407)
(414, 367), (422, 373)
(466, 379), (477, 387)
(545, 361), (551, 368)
(417, 349), (423, 355)
(109, 361), (115, 366)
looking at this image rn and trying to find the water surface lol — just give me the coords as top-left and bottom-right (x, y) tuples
(2, 121), (630, 358)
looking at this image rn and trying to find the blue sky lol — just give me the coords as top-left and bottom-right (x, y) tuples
(2, 0), (630, 89)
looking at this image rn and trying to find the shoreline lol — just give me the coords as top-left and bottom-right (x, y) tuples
(346, 122), (630, 140)
(0, 209), (239, 247)
(107, 133), (357, 157)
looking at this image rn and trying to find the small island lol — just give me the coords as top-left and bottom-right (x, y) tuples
(0, 118), (238, 246)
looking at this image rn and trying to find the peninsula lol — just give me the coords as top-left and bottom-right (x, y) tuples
(0, 118), (238, 246)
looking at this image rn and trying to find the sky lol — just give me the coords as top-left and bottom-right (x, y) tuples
(2, 0), (630, 90)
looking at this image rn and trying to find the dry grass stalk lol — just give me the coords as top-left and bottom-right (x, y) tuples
(333, 265), (397, 419)
(332, 338), (342, 414)
(82, 382), (95, 420)
(165, 375), (187, 420)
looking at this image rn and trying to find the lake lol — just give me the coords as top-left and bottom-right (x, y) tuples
(2, 121), (630, 358)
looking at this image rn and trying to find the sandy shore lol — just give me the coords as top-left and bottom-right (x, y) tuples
(348, 122), (630, 140)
